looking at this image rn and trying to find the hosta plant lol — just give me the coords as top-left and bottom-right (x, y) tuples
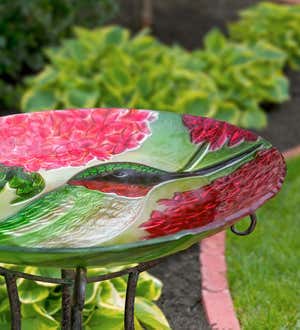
(21, 26), (289, 129)
(229, 2), (300, 70)
(21, 26), (218, 119)
(0, 264), (170, 329)
(192, 29), (289, 128)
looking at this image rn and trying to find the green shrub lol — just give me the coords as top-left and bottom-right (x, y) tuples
(229, 2), (300, 70)
(0, 0), (119, 109)
(21, 26), (218, 115)
(192, 29), (289, 128)
(22, 26), (289, 129)
(0, 264), (170, 329)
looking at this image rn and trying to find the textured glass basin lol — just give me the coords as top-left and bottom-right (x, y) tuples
(0, 108), (285, 267)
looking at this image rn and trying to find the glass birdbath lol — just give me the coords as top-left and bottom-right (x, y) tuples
(0, 108), (286, 329)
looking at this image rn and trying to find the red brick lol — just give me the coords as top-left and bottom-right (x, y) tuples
(200, 253), (227, 273)
(202, 289), (240, 330)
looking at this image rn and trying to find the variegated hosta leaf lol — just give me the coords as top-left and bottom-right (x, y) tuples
(0, 265), (170, 330)
(20, 25), (289, 129)
(23, 266), (61, 287)
(37, 297), (61, 316)
(135, 271), (162, 301)
(85, 304), (124, 330)
(135, 297), (171, 330)
(0, 287), (9, 313)
(18, 279), (49, 304)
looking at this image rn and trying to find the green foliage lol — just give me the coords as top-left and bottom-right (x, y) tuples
(0, 0), (119, 109)
(229, 2), (300, 70)
(22, 26), (289, 129)
(193, 29), (289, 129)
(0, 265), (170, 329)
(22, 26), (217, 116)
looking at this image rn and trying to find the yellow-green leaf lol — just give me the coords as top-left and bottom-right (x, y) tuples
(240, 108), (267, 129)
(21, 89), (57, 112)
(64, 89), (100, 108)
(18, 279), (49, 304)
(135, 297), (171, 330)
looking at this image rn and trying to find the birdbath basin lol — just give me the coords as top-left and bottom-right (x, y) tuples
(0, 108), (286, 330)
(0, 108), (285, 268)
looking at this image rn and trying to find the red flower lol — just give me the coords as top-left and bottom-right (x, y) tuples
(182, 114), (258, 150)
(141, 148), (286, 238)
(0, 108), (157, 171)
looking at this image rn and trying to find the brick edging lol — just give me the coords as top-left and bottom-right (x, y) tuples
(282, 145), (300, 159)
(199, 145), (300, 330)
(200, 232), (240, 330)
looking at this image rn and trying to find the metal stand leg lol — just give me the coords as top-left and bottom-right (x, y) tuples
(0, 259), (162, 330)
(61, 269), (74, 330)
(5, 274), (21, 330)
(124, 271), (140, 330)
(71, 267), (87, 330)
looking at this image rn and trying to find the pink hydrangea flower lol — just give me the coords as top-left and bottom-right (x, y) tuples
(0, 108), (157, 172)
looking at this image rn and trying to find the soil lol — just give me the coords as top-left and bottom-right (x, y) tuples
(113, 0), (261, 49)
(151, 245), (209, 330)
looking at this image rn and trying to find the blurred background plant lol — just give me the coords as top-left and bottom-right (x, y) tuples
(229, 2), (300, 70)
(0, 0), (300, 129)
(0, 1), (299, 130)
(17, 1), (300, 130)
(21, 26), (218, 119)
(21, 25), (289, 129)
(192, 29), (289, 128)
(0, 264), (170, 329)
(0, 0), (119, 110)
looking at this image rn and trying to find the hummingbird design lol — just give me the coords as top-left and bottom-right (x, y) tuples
(0, 108), (285, 249)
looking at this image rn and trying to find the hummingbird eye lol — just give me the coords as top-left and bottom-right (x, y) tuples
(112, 170), (129, 178)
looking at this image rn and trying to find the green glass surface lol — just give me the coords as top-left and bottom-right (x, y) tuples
(0, 108), (285, 267)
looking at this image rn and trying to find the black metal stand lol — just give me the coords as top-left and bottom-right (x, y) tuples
(230, 213), (257, 236)
(0, 259), (162, 330)
(0, 213), (257, 330)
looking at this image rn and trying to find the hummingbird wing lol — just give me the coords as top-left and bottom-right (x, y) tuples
(0, 185), (142, 248)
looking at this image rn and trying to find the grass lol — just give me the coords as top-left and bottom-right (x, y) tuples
(226, 155), (300, 330)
